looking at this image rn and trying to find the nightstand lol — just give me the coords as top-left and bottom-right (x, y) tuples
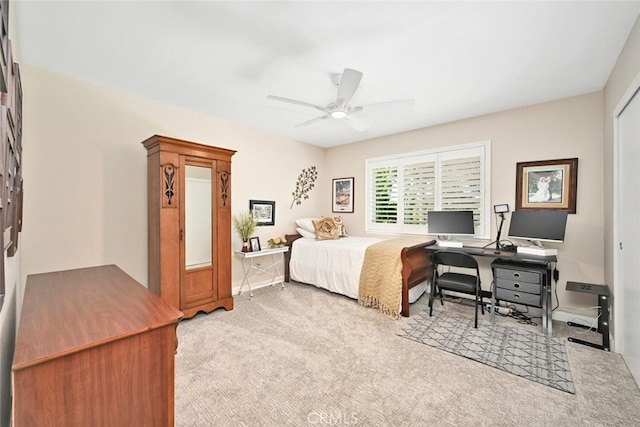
(234, 246), (289, 297)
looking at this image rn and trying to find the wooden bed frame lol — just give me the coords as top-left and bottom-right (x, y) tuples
(283, 234), (436, 317)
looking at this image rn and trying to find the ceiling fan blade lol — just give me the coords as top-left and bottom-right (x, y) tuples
(336, 68), (362, 106)
(343, 114), (370, 132)
(267, 95), (329, 113)
(295, 115), (330, 128)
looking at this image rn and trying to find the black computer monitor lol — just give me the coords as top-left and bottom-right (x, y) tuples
(427, 210), (475, 236)
(508, 210), (568, 244)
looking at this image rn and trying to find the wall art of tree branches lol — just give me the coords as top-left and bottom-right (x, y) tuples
(290, 166), (318, 208)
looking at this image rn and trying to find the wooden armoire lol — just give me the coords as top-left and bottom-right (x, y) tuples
(142, 135), (236, 319)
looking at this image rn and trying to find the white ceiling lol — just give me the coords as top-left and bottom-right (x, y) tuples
(12, 1), (640, 148)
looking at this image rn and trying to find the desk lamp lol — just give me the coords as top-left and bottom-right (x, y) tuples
(493, 204), (509, 252)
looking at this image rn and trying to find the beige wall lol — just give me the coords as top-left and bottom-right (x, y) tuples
(325, 92), (605, 317)
(21, 65), (326, 293)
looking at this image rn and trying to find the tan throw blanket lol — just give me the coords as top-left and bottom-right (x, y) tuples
(358, 238), (424, 319)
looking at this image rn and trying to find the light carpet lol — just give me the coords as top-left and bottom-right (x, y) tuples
(175, 283), (640, 426)
(397, 310), (575, 393)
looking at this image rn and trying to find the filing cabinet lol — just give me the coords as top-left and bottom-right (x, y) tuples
(491, 260), (546, 308)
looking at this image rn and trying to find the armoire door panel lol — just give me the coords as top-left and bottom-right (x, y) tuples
(216, 208), (232, 300)
(159, 158), (181, 309)
(216, 160), (232, 300)
(182, 268), (215, 309)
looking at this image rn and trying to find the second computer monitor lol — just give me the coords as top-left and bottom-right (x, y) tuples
(427, 210), (475, 236)
(508, 210), (568, 244)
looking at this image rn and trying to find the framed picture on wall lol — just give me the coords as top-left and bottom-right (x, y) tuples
(332, 177), (354, 213)
(516, 158), (578, 213)
(250, 200), (275, 226)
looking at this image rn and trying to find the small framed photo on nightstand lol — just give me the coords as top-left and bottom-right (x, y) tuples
(249, 237), (261, 252)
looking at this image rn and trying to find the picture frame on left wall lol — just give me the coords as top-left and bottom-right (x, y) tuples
(250, 200), (275, 226)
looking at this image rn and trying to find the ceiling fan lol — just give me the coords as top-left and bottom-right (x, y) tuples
(267, 68), (413, 132)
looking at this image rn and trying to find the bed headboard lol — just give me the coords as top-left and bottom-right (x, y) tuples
(284, 233), (303, 282)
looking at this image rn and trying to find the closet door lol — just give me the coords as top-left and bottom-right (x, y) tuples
(180, 156), (217, 310)
(617, 86), (640, 385)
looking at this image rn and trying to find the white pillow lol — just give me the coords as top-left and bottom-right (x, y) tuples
(295, 218), (318, 233)
(296, 227), (316, 239)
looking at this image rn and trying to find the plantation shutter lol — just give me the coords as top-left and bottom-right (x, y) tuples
(440, 156), (482, 225)
(403, 161), (435, 225)
(365, 141), (490, 237)
(370, 165), (398, 224)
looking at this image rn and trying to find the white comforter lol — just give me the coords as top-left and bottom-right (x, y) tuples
(289, 236), (427, 303)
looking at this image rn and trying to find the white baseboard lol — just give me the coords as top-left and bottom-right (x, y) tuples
(551, 309), (597, 327)
(232, 276), (286, 296)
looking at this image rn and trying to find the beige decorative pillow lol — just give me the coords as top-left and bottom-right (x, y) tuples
(312, 217), (340, 240)
(330, 216), (349, 237)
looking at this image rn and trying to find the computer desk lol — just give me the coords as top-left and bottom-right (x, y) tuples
(426, 245), (558, 336)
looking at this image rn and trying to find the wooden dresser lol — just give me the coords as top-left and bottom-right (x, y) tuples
(12, 265), (183, 427)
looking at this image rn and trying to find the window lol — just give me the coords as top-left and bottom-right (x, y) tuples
(365, 141), (491, 238)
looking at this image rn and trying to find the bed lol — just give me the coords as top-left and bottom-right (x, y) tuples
(283, 232), (436, 318)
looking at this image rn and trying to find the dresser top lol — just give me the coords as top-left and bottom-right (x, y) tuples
(13, 265), (183, 370)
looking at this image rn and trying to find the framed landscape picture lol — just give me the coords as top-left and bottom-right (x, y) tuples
(516, 158), (578, 213)
(250, 200), (275, 226)
(332, 177), (354, 213)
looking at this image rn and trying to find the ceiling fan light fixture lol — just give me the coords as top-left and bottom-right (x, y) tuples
(268, 67), (396, 131)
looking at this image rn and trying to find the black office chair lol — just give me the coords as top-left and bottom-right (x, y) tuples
(429, 250), (484, 328)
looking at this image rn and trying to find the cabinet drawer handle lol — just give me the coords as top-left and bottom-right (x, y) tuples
(513, 273), (520, 278)
(513, 293), (520, 300)
(514, 283), (520, 288)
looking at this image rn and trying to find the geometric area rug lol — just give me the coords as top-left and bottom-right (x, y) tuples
(397, 310), (575, 394)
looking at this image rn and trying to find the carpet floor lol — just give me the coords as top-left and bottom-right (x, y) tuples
(175, 282), (640, 426)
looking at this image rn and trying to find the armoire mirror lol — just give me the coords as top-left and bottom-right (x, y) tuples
(185, 164), (212, 269)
